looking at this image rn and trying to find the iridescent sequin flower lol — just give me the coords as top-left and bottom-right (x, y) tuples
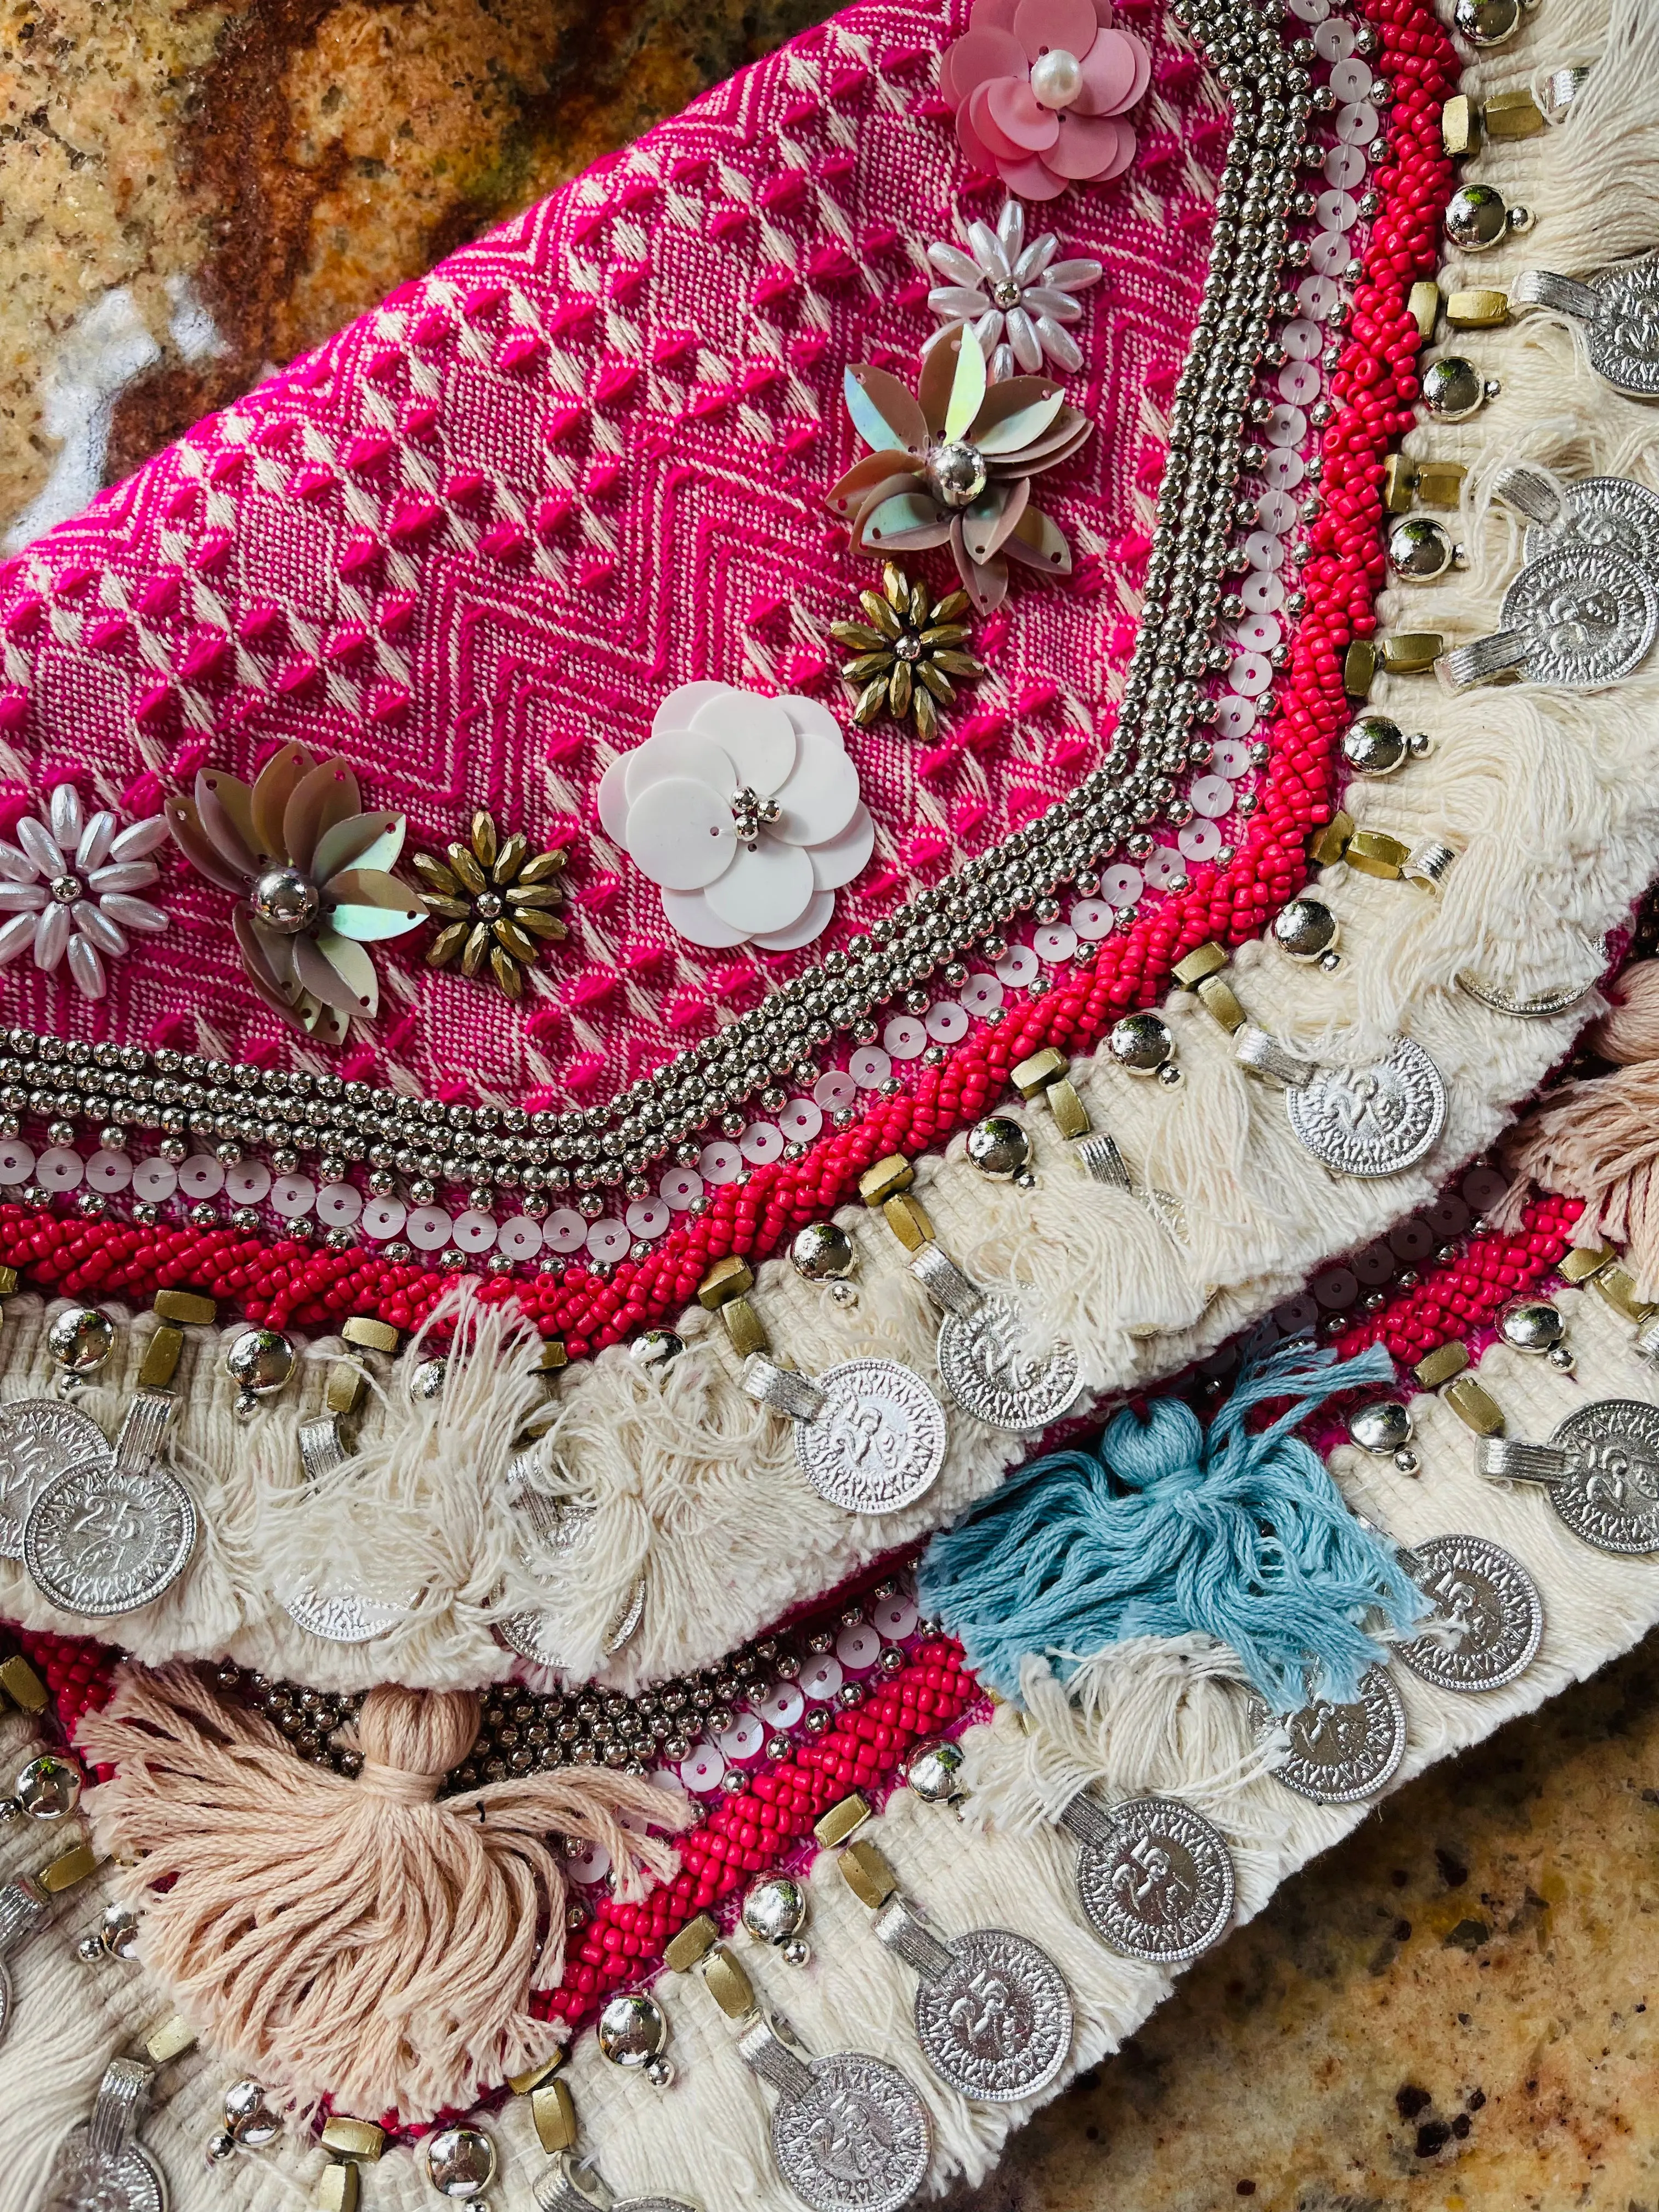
(926, 201), (1103, 380)
(828, 324), (1091, 613)
(412, 810), (568, 998)
(0, 784), (168, 999)
(832, 565), (983, 741)
(166, 743), (422, 1044)
(941, 0), (1150, 201)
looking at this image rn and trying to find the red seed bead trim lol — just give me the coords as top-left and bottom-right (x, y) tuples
(0, 0), (1459, 1361)
(532, 1638), (975, 2033)
(1335, 1194), (1585, 1368)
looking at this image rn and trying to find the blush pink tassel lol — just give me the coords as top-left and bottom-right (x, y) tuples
(78, 1664), (695, 2122)
(1496, 960), (1659, 1295)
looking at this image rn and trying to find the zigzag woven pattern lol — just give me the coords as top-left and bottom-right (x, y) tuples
(0, 0), (1223, 1109)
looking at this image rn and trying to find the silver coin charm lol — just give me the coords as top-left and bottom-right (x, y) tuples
(1546, 1400), (1659, 1554)
(910, 1926), (1071, 2102)
(24, 1457), (196, 1617)
(40, 2125), (166, 2212)
(1284, 1038), (1447, 1179)
(1505, 544), (1656, 688)
(494, 1573), (647, 1673)
(0, 1400), (110, 1559)
(282, 1584), (409, 1645)
(795, 1361), (946, 1515)
(1394, 1532), (1544, 1693)
(935, 1296), (1081, 1432)
(1265, 1666), (1406, 1805)
(1521, 256), (1659, 399)
(769, 2050), (932, 2212)
(1518, 473), (1659, 578)
(1068, 1794), (1237, 1964)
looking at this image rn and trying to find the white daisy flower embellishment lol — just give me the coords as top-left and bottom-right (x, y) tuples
(599, 684), (874, 951)
(926, 199), (1103, 381)
(0, 783), (169, 998)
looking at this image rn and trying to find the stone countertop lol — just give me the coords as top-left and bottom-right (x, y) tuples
(0, 0), (840, 545)
(3, 7), (1658, 2207)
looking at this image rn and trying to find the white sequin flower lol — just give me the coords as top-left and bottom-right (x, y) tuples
(924, 200), (1103, 381)
(0, 785), (169, 998)
(599, 684), (873, 951)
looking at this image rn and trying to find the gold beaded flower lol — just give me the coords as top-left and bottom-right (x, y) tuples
(831, 563), (984, 741)
(412, 810), (568, 997)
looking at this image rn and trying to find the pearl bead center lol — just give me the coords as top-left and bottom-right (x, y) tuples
(1030, 47), (1084, 109)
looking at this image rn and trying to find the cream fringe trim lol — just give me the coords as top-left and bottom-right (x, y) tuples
(5, 1278), (1658, 2212)
(1, 4), (1655, 1696)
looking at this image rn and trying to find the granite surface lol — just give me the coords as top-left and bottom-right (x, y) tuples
(3, 5), (1658, 2207)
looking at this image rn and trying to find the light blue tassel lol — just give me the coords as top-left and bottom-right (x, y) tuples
(918, 1339), (1427, 1714)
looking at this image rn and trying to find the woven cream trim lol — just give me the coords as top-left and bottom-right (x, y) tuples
(3, 1279), (1655, 2212)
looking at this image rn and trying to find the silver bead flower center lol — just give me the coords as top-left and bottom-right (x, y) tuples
(927, 439), (988, 511)
(730, 786), (780, 849)
(48, 873), (82, 905)
(252, 865), (321, 935)
(991, 277), (1022, 309)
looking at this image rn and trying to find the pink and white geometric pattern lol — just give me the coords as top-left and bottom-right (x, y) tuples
(0, 0), (1228, 1114)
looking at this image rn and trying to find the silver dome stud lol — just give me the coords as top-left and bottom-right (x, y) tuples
(597, 1990), (674, 2087)
(1347, 1400), (1420, 1476)
(1, 1752), (82, 1822)
(1107, 1011), (1178, 1084)
(790, 1221), (857, 1288)
(224, 1327), (298, 1418)
(222, 2079), (284, 2151)
(742, 1874), (811, 1965)
(424, 2125), (498, 2199)
(905, 1736), (967, 1805)
(47, 1305), (116, 1379)
(964, 1117), (1032, 1182)
(1499, 1299), (1574, 1370)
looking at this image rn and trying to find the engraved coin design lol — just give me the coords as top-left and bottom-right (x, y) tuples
(22, 1459), (196, 1617)
(0, 1399), (110, 1560)
(1585, 256), (1659, 397)
(38, 2126), (166, 2212)
(936, 1296), (1082, 1432)
(1266, 1665), (1407, 1804)
(1499, 543), (1658, 687)
(495, 1576), (647, 1672)
(1522, 473), (1659, 577)
(795, 1361), (947, 1515)
(1285, 1037), (1447, 1178)
(1074, 1796), (1237, 1964)
(281, 1584), (410, 1645)
(1393, 1532), (1543, 1693)
(912, 1927), (1071, 2102)
(770, 2051), (932, 2212)
(1545, 1399), (1659, 1554)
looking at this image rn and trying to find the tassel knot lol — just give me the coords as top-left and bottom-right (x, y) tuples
(78, 1664), (696, 2122)
(919, 1340), (1427, 1714)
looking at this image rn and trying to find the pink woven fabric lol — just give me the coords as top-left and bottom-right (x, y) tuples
(0, 0), (1223, 1107)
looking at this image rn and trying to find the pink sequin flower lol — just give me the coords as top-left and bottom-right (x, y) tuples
(941, 0), (1151, 201)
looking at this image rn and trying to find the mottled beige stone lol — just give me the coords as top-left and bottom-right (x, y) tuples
(0, 0), (838, 535)
(949, 1635), (1659, 2212)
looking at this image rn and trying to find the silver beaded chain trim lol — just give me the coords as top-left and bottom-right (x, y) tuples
(0, 0), (1322, 1205)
